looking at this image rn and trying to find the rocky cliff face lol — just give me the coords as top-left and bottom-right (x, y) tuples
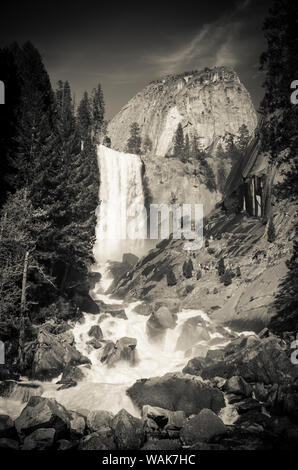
(107, 67), (257, 216)
(107, 67), (257, 156)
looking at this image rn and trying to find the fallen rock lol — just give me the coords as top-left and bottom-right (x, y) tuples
(78, 428), (116, 450)
(69, 411), (86, 438)
(223, 376), (252, 397)
(186, 336), (298, 386)
(0, 438), (20, 450)
(15, 396), (70, 438)
(32, 329), (90, 380)
(22, 428), (56, 450)
(141, 439), (182, 450)
(56, 439), (78, 450)
(88, 325), (103, 340)
(176, 316), (210, 351)
(101, 337), (138, 368)
(86, 410), (114, 432)
(142, 405), (186, 430)
(0, 414), (16, 439)
(127, 372), (225, 416)
(57, 365), (85, 385)
(180, 409), (227, 444)
(112, 409), (144, 450)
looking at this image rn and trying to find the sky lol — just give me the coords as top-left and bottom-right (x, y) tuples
(1, 0), (273, 119)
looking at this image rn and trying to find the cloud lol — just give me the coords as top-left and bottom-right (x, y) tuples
(142, 1), (252, 76)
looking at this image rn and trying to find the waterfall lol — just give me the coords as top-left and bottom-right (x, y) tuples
(93, 144), (147, 263)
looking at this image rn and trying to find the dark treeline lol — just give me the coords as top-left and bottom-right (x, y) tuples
(0, 42), (104, 369)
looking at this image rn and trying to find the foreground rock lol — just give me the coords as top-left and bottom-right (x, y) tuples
(180, 409), (227, 445)
(22, 428), (56, 450)
(85, 410), (114, 432)
(112, 409), (144, 449)
(78, 427), (116, 450)
(127, 372), (225, 416)
(31, 329), (90, 380)
(15, 396), (71, 439)
(0, 414), (16, 439)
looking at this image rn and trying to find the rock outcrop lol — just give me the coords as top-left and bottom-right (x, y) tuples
(108, 67), (257, 156)
(127, 372), (225, 416)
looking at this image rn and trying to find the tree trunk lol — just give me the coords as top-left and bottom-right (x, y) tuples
(19, 250), (30, 371)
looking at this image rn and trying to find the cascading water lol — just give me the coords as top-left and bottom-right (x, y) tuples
(0, 144), (241, 423)
(93, 144), (147, 262)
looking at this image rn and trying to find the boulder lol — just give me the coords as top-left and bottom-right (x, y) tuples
(127, 372), (225, 416)
(56, 439), (78, 450)
(88, 325), (103, 340)
(69, 411), (86, 438)
(78, 428), (116, 450)
(180, 409), (227, 445)
(0, 438), (19, 450)
(141, 439), (182, 450)
(112, 409), (144, 450)
(142, 405), (185, 430)
(133, 303), (152, 316)
(223, 376), (252, 397)
(187, 336), (298, 386)
(0, 414), (16, 439)
(57, 365), (85, 387)
(87, 338), (102, 349)
(32, 329), (90, 380)
(146, 307), (177, 343)
(176, 316), (210, 351)
(22, 427), (56, 450)
(86, 410), (114, 432)
(101, 337), (138, 368)
(15, 396), (71, 438)
(235, 398), (262, 414)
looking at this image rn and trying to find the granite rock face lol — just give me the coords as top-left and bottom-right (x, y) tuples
(107, 67), (257, 156)
(107, 68), (257, 217)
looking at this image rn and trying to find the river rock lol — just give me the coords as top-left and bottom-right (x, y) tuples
(127, 372), (225, 416)
(184, 336), (298, 386)
(78, 427), (116, 450)
(146, 307), (177, 343)
(142, 405), (186, 430)
(0, 414), (16, 439)
(0, 438), (19, 450)
(22, 427), (56, 450)
(223, 376), (252, 397)
(112, 409), (144, 450)
(141, 439), (182, 450)
(101, 337), (138, 368)
(180, 409), (227, 444)
(31, 329), (90, 380)
(58, 365), (85, 386)
(86, 410), (114, 432)
(175, 316), (210, 351)
(88, 325), (103, 340)
(15, 396), (71, 438)
(69, 410), (86, 438)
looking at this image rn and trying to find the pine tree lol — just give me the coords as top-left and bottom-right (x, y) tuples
(91, 84), (105, 140)
(236, 124), (250, 155)
(77, 91), (91, 144)
(173, 123), (184, 160)
(259, 0), (298, 199)
(126, 122), (142, 154)
(271, 233), (298, 333)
